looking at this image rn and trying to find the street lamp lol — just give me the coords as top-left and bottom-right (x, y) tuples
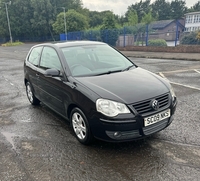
(60, 7), (67, 41)
(3, 1), (12, 43)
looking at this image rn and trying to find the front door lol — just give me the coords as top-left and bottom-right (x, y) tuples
(37, 46), (66, 116)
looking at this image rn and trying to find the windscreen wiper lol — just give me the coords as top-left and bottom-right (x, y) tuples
(95, 69), (122, 76)
(122, 65), (135, 72)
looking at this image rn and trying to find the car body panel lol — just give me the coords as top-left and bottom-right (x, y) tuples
(74, 67), (170, 104)
(24, 41), (177, 143)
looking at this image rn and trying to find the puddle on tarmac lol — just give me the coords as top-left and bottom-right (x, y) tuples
(2, 132), (16, 150)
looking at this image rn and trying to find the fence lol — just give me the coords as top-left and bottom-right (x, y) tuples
(60, 23), (183, 47)
(0, 22), (184, 47)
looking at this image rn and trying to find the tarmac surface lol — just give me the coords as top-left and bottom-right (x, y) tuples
(0, 44), (200, 181)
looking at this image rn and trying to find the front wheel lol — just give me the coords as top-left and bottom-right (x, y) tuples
(25, 82), (40, 105)
(70, 108), (94, 145)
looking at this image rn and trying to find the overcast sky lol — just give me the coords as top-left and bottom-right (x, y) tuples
(82, 0), (198, 15)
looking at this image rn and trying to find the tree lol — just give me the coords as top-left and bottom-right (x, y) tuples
(170, 0), (187, 19)
(87, 11), (110, 28)
(189, 1), (200, 12)
(50, 0), (82, 11)
(30, 0), (55, 38)
(100, 12), (119, 46)
(53, 9), (89, 34)
(125, 9), (138, 26)
(0, 0), (83, 41)
(0, 0), (34, 39)
(151, 0), (171, 20)
(127, 0), (151, 23)
(141, 12), (154, 24)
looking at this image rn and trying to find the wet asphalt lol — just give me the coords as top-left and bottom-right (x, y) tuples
(0, 44), (200, 181)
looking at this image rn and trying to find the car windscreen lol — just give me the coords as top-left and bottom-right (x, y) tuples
(61, 44), (135, 77)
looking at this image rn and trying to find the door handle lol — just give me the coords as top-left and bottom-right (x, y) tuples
(36, 73), (40, 77)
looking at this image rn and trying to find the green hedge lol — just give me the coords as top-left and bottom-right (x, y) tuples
(148, 39), (167, 47)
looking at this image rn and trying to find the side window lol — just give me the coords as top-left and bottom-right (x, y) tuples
(40, 47), (61, 70)
(28, 46), (43, 66)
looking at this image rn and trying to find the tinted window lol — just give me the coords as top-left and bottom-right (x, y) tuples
(28, 46), (43, 66)
(40, 47), (61, 70)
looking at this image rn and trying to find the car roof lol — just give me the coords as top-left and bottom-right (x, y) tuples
(35, 41), (106, 48)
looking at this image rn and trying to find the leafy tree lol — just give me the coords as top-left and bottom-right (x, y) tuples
(30, 0), (55, 38)
(87, 11), (110, 28)
(188, 1), (200, 12)
(127, 0), (151, 23)
(151, 0), (171, 20)
(170, 0), (187, 19)
(141, 12), (154, 24)
(50, 0), (82, 11)
(125, 9), (138, 26)
(100, 12), (119, 46)
(0, 0), (83, 41)
(53, 9), (89, 34)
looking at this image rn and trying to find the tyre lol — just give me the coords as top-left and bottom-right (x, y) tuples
(70, 107), (94, 145)
(25, 82), (40, 105)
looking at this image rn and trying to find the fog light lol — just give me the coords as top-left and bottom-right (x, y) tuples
(114, 132), (121, 138)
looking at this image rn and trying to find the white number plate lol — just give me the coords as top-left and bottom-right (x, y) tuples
(144, 109), (170, 127)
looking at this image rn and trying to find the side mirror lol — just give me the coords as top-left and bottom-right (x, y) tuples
(44, 68), (61, 77)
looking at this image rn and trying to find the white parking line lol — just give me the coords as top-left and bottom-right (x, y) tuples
(159, 72), (200, 91)
(170, 82), (200, 91)
(194, 69), (200, 74)
(157, 69), (196, 74)
(159, 72), (168, 80)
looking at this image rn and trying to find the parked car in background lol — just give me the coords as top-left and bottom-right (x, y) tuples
(24, 41), (177, 145)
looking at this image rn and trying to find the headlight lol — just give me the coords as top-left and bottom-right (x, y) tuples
(96, 99), (130, 117)
(169, 84), (176, 102)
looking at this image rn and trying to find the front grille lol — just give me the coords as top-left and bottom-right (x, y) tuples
(132, 93), (169, 115)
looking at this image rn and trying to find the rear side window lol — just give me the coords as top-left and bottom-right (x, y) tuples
(28, 46), (43, 66)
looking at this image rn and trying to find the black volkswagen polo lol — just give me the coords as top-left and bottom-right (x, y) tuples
(24, 41), (177, 144)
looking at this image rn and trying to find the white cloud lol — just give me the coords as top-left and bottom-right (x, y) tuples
(82, 0), (198, 15)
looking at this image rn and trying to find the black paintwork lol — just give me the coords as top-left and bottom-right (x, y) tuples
(24, 41), (177, 142)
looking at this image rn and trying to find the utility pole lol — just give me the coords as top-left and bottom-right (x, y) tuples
(3, 1), (12, 43)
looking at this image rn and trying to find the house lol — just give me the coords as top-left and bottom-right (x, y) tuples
(149, 19), (185, 41)
(185, 11), (200, 32)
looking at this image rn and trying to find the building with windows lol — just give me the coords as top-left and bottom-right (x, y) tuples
(185, 12), (200, 32)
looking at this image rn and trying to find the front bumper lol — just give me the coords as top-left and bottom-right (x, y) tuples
(90, 100), (177, 142)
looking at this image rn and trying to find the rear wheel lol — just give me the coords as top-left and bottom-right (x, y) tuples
(70, 108), (94, 145)
(25, 82), (40, 105)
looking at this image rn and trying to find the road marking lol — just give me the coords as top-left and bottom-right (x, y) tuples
(157, 69), (195, 74)
(159, 72), (200, 91)
(170, 82), (200, 91)
(158, 68), (200, 74)
(194, 69), (200, 74)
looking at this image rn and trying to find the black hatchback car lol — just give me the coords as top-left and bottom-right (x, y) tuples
(24, 41), (177, 144)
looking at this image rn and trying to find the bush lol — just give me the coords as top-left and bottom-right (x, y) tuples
(148, 39), (167, 47)
(180, 32), (200, 45)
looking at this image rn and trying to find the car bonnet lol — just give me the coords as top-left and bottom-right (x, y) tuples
(74, 67), (170, 104)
